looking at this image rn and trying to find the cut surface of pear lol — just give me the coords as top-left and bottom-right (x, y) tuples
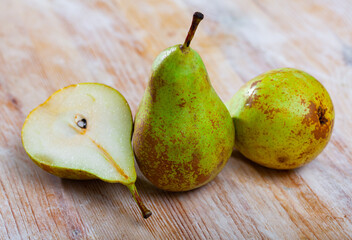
(22, 83), (151, 218)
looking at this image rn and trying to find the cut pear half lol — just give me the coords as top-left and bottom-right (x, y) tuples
(22, 83), (151, 219)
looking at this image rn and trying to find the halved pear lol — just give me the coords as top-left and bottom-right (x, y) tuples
(21, 83), (151, 218)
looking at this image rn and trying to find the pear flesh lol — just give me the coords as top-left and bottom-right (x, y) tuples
(227, 68), (334, 169)
(22, 83), (151, 218)
(133, 13), (235, 191)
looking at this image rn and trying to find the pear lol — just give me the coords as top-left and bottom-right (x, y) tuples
(133, 12), (235, 192)
(21, 83), (151, 218)
(227, 68), (334, 169)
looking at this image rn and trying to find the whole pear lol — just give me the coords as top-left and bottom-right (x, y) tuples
(133, 12), (235, 191)
(227, 68), (334, 169)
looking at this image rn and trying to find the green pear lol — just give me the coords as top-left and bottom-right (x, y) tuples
(227, 68), (334, 169)
(133, 12), (235, 191)
(22, 83), (151, 218)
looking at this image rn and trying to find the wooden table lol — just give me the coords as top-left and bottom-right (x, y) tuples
(1, 0), (351, 239)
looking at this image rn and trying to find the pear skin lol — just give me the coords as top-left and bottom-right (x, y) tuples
(133, 13), (235, 191)
(227, 68), (334, 169)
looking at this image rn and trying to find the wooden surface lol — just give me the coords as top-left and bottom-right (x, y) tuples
(0, 0), (351, 239)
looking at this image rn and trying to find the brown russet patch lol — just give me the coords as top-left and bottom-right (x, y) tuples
(277, 157), (288, 163)
(134, 125), (199, 191)
(245, 92), (260, 108)
(210, 118), (219, 129)
(298, 144), (318, 164)
(317, 106), (328, 124)
(251, 80), (261, 88)
(134, 122), (226, 191)
(217, 140), (232, 169)
(287, 162), (298, 168)
(298, 148), (313, 161)
(177, 98), (186, 108)
(302, 101), (318, 123)
(133, 87), (233, 191)
(311, 123), (331, 140)
(195, 174), (211, 186)
(191, 152), (201, 171)
(263, 107), (281, 119)
(177, 102), (186, 108)
(302, 101), (332, 140)
(149, 81), (157, 103)
(148, 70), (167, 103)
(134, 132), (169, 188)
(38, 163), (95, 180)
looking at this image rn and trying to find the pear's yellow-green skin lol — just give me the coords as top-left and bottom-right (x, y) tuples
(133, 45), (235, 192)
(21, 83), (136, 184)
(227, 68), (334, 169)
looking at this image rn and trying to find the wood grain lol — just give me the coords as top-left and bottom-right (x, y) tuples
(0, 0), (351, 239)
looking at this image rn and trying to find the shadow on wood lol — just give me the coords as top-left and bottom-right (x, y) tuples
(136, 173), (209, 195)
(60, 177), (149, 224)
(230, 149), (303, 178)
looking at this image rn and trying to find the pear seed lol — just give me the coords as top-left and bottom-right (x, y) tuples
(77, 119), (87, 129)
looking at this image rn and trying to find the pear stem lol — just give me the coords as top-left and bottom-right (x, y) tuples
(127, 184), (152, 219)
(181, 12), (204, 49)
